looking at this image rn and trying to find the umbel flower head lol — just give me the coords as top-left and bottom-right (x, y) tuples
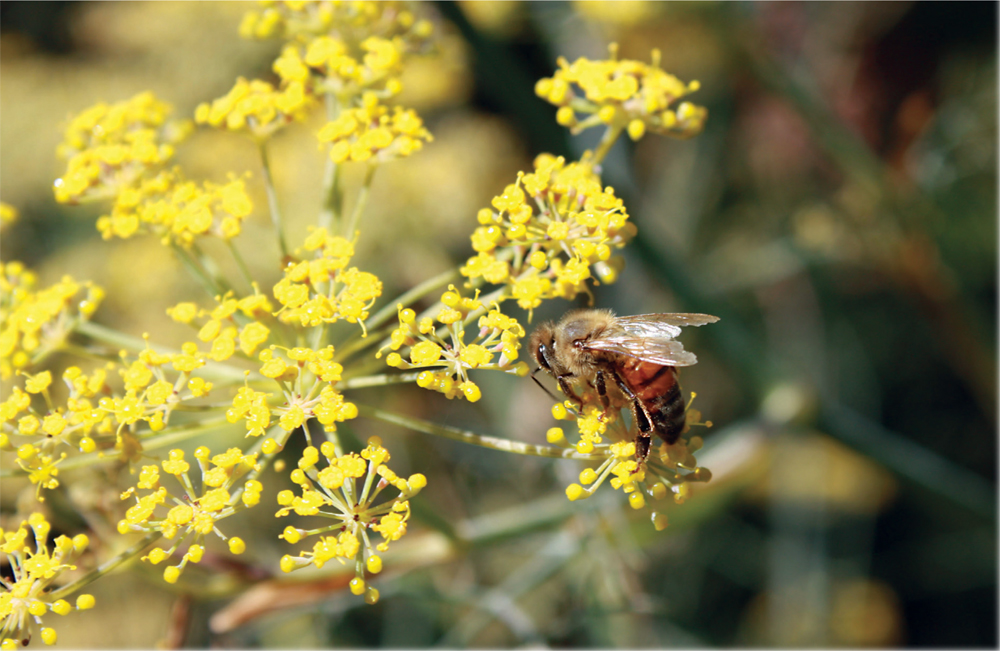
(1, 338), (221, 500)
(96, 169), (254, 246)
(535, 44), (707, 142)
(225, 344), (358, 448)
(1, 367), (110, 460)
(118, 446), (259, 584)
(0, 262), (104, 379)
(547, 390), (713, 529)
(167, 287), (274, 364)
(240, 0), (434, 41)
(277, 437), (426, 604)
(1, 371), (88, 499)
(317, 93), (432, 164)
(0, 513), (95, 648)
(380, 288), (529, 402)
(273, 227), (382, 330)
(239, 1), (435, 108)
(53, 91), (191, 204)
(460, 154), (635, 313)
(195, 75), (314, 141)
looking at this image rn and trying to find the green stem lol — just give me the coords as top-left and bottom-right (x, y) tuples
(340, 355), (393, 384)
(48, 341), (115, 365)
(171, 243), (223, 298)
(309, 322), (328, 351)
(334, 323), (397, 363)
(340, 371), (421, 390)
(190, 242), (233, 297)
(0, 418), (234, 479)
(48, 531), (163, 601)
(226, 424), (292, 508)
(226, 240), (255, 293)
(336, 268), (463, 363)
(319, 162), (341, 233)
(257, 140), (289, 259)
(74, 321), (259, 384)
(344, 163), (376, 240)
(592, 124), (623, 167)
(356, 404), (603, 460)
(319, 91), (342, 232)
(366, 267), (463, 333)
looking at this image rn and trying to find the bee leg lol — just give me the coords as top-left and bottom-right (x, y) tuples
(608, 372), (653, 434)
(634, 433), (651, 464)
(595, 371), (611, 411)
(556, 374), (584, 410)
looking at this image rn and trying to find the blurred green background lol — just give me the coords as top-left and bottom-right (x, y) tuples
(0, 1), (995, 647)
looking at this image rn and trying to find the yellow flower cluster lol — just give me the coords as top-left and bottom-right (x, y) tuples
(239, 1), (434, 75)
(460, 154), (635, 312)
(167, 289), (274, 362)
(226, 344), (358, 445)
(54, 92), (191, 204)
(290, 35), (406, 98)
(195, 76), (314, 140)
(0, 0), (720, 632)
(52, 92), (253, 250)
(0, 262), (104, 379)
(1, 369), (99, 497)
(317, 94), (432, 164)
(237, 1), (435, 161)
(273, 228), (382, 330)
(96, 169), (254, 246)
(547, 393), (712, 529)
(118, 446), (259, 584)
(0, 513), (95, 648)
(241, 0), (433, 39)
(380, 289), (529, 402)
(276, 436), (426, 604)
(536, 45), (707, 141)
(1, 339), (220, 497)
(97, 345), (213, 439)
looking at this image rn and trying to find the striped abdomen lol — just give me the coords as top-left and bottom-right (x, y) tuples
(620, 360), (685, 445)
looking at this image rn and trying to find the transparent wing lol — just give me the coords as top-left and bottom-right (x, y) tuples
(583, 336), (700, 367)
(615, 313), (719, 339)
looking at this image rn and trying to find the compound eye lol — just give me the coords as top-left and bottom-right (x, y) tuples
(536, 342), (553, 370)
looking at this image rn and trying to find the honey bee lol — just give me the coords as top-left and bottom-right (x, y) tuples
(530, 309), (719, 462)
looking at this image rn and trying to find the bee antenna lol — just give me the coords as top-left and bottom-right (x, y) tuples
(530, 370), (562, 403)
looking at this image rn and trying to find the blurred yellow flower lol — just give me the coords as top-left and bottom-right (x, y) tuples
(54, 92), (191, 204)
(536, 44), (707, 141)
(0, 262), (104, 379)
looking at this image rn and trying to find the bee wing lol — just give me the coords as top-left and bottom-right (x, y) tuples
(607, 313), (719, 342)
(616, 313), (719, 335)
(583, 313), (717, 366)
(583, 335), (700, 367)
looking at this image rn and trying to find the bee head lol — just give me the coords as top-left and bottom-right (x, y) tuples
(529, 322), (556, 375)
(528, 322), (563, 403)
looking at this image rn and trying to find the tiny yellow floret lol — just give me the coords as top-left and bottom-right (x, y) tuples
(228, 537), (246, 554)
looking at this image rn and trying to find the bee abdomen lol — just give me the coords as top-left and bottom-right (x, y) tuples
(650, 381), (685, 444)
(626, 363), (685, 445)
